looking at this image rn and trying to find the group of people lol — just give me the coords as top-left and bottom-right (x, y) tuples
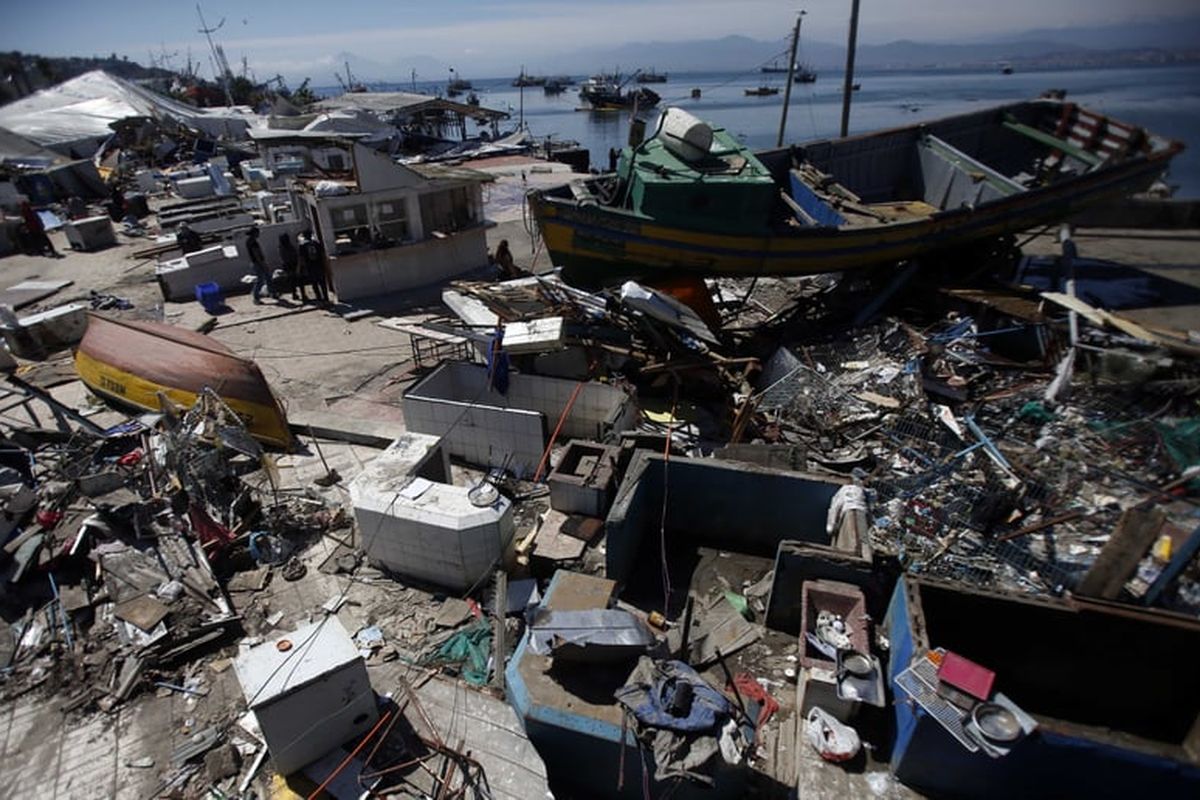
(248, 228), (330, 305)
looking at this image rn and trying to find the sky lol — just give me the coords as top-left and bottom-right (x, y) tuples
(3, 0), (1196, 84)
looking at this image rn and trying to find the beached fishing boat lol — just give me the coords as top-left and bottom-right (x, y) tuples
(529, 101), (1184, 286)
(75, 312), (292, 447)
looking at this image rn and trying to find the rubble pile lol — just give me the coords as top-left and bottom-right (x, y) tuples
(0, 66), (1198, 798)
(0, 390), (342, 721)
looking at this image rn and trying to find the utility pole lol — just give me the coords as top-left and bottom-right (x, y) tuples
(840, 0), (861, 138)
(776, 10), (804, 147)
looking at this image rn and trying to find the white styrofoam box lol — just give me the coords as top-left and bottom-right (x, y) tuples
(349, 435), (516, 591)
(155, 244), (251, 301)
(63, 215), (117, 251)
(233, 617), (377, 775)
(1, 302), (88, 359)
(502, 317), (565, 354)
(174, 175), (214, 199)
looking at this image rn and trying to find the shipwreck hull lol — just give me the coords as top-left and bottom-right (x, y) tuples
(74, 312), (292, 447)
(531, 99), (1182, 287)
(534, 154), (1167, 286)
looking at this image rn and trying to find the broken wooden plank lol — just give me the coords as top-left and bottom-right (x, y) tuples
(997, 510), (1084, 542)
(113, 594), (170, 632)
(1076, 507), (1166, 599)
(1041, 291), (1200, 357)
(857, 390), (901, 409)
(532, 508), (587, 563)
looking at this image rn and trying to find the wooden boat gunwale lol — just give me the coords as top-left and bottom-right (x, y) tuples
(74, 312), (292, 448)
(530, 99), (1185, 283)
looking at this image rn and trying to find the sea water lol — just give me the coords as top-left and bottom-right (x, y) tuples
(361, 63), (1200, 197)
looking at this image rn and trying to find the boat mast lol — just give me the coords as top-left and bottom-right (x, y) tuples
(840, 0), (861, 137)
(195, 3), (234, 107)
(776, 10), (804, 147)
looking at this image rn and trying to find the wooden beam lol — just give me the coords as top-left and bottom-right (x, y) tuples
(997, 510), (1083, 542)
(1076, 507), (1165, 599)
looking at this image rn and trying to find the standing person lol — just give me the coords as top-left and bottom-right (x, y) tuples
(297, 230), (329, 304)
(278, 232), (300, 300)
(176, 221), (202, 254)
(494, 239), (519, 278)
(246, 227), (276, 304)
(107, 184), (126, 222)
(20, 201), (58, 257)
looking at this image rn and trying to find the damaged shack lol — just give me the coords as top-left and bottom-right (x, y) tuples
(289, 144), (494, 301)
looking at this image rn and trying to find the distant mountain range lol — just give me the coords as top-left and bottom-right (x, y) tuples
(329, 15), (1200, 84)
(7, 15), (1200, 98)
(548, 16), (1200, 75)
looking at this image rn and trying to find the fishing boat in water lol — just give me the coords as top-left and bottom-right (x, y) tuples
(75, 312), (292, 447)
(637, 69), (668, 83)
(578, 75), (660, 110)
(446, 69), (473, 98)
(529, 102), (1184, 287)
(512, 69), (546, 87)
(744, 86), (779, 96)
(761, 61), (816, 82)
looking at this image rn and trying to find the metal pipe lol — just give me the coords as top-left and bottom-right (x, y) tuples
(776, 11), (804, 147)
(840, 0), (862, 137)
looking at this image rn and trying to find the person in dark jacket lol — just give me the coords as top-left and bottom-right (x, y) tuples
(493, 239), (520, 279)
(297, 230), (329, 304)
(20, 201), (58, 257)
(176, 221), (202, 254)
(278, 232), (300, 300)
(247, 227), (276, 304)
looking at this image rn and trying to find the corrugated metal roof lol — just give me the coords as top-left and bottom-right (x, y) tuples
(248, 129), (370, 141)
(316, 91), (508, 120)
(409, 162), (497, 183)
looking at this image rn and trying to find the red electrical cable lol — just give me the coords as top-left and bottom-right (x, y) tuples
(306, 708), (394, 800)
(533, 381), (584, 482)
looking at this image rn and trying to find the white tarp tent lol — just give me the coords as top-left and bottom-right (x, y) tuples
(0, 71), (261, 154)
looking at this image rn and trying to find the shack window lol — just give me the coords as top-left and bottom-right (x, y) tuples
(419, 186), (476, 235)
(334, 203), (368, 231)
(375, 200), (410, 242)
